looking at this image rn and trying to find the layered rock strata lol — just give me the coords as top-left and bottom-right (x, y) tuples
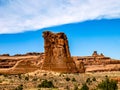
(41, 31), (78, 73)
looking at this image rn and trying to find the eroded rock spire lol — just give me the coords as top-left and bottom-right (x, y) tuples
(41, 31), (78, 73)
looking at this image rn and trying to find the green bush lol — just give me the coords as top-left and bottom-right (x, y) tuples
(66, 77), (70, 81)
(97, 76), (118, 90)
(43, 73), (47, 76)
(3, 74), (8, 77)
(74, 84), (79, 90)
(37, 80), (54, 88)
(72, 78), (76, 82)
(18, 74), (22, 79)
(80, 83), (89, 90)
(86, 78), (90, 83)
(32, 78), (38, 81)
(86, 78), (91, 85)
(15, 84), (23, 90)
(92, 77), (96, 81)
(25, 76), (29, 81)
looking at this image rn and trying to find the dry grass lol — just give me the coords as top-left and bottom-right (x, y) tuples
(0, 70), (120, 90)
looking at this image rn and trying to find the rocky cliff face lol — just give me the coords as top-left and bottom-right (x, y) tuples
(0, 54), (44, 74)
(41, 31), (78, 73)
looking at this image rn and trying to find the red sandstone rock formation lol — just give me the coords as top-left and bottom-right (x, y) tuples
(41, 31), (78, 73)
(74, 60), (85, 73)
(1, 31), (120, 74)
(9, 59), (39, 74)
(0, 55), (41, 74)
(72, 51), (120, 72)
(92, 51), (98, 57)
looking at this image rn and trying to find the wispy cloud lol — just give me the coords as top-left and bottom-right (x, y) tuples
(0, 0), (120, 34)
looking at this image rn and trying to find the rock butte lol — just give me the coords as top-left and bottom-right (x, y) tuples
(0, 31), (120, 74)
(41, 31), (78, 73)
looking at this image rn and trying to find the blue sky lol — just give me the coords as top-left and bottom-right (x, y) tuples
(0, 0), (120, 59)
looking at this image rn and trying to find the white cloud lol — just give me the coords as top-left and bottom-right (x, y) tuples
(0, 0), (120, 34)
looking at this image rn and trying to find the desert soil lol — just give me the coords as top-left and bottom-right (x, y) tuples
(0, 70), (120, 90)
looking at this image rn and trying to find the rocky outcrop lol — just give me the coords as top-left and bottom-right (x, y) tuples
(41, 31), (78, 73)
(0, 55), (41, 74)
(1, 31), (120, 74)
(74, 60), (85, 73)
(86, 64), (120, 72)
(92, 51), (98, 57)
(8, 59), (39, 74)
(0, 59), (16, 68)
(73, 51), (120, 72)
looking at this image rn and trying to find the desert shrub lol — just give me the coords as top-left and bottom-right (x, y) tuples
(2, 54), (10, 56)
(80, 83), (89, 90)
(92, 77), (96, 81)
(66, 85), (70, 90)
(25, 76), (29, 81)
(43, 73), (47, 76)
(97, 76), (118, 90)
(37, 80), (54, 88)
(86, 78), (90, 83)
(86, 78), (91, 85)
(65, 77), (70, 81)
(3, 74), (8, 77)
(0, 80), (2, 83)
(26, 52), (40, 56)
(72, 77), (76, 82)
(14, 54), (22, 56)
(15, 84), (23, 90)
(32, 78), (38, 81)
(18, 74), (22, 79)
(74, 84), (79, 90)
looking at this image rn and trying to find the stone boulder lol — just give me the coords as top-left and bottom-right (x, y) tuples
(41, 31), (78, 73)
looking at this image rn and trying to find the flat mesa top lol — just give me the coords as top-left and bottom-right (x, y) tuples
(0, 55), (38, 60)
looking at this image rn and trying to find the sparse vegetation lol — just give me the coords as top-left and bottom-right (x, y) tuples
(1, 54), (10, 56)
(32, 77), (38, 81)
(72, 77), (76, 82)
(92, 77), (96, 81)
(0, 80), (2, 83)
(18, 74), (22, 79)
(25, 76), (29, 81)
(3, 74), (8, 77)
(86, 78), (92, 85)
(43, 73), (47, 76)
(65, 77), (70, 81)
(37, 80), (54, 88)
(80, 83), (89, 90)
(74, 84), (79, 90)
(26, 52), (41, 56)
(15, 84), (23, 90)
(66, 85), (70, 90)
(97, 76), (118, 90)
(13, 52), (43, 56)
(0, 71), (120, 90)
(14, 54), (23, 56)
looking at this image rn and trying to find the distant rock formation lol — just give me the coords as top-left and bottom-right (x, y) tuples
(72, 51), (120, 72)
(9, 59), (39, 74)
(92, 51), (98, 57)
(1, 31), (120, 74)
(41, 31), (78, 73)
(0, 55), (40, 74)
(73, 51), (111, 65)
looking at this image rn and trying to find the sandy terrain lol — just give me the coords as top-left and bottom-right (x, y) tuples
(0, 70), (120, 90)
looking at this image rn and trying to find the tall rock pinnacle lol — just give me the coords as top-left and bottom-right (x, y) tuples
(41, 31), (77, 73)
